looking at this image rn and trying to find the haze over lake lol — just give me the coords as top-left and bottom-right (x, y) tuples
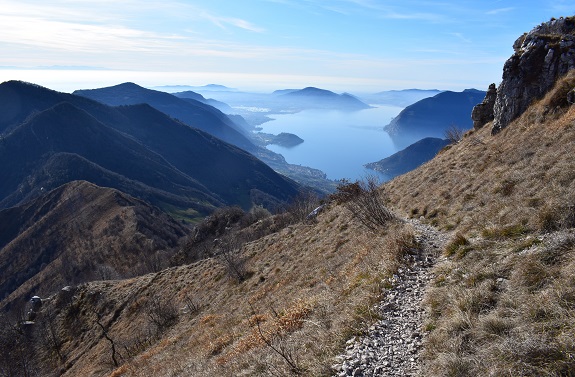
(257, 105), (403, 181)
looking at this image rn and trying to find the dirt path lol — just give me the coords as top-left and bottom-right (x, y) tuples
(332, 219), (450, 376)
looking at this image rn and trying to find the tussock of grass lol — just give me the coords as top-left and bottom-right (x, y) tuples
(422, 234), (575, 375)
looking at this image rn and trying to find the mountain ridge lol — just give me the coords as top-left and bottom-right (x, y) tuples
(383, 88), (486, 147)
(74, 82), (254, 150)
(0, 81), (301, 214)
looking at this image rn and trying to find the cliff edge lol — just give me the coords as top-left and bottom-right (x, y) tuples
(472, 16), (575, 133)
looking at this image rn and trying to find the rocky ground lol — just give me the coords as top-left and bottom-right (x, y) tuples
(332, 219), (450, 377)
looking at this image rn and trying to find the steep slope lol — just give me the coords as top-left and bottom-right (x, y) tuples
(0, 180), (189, 311)
(0, 81), (301, 213)
(384, 89), (486, 148)
(73, 83), (335, 193)
(114, 104), (301, 209)
(384, 69), (575, 376)
(74, 82), (253, 150)
(4, 194), (419, 376)
(0, 102), (221, 212)
(386, 72), (575, 234)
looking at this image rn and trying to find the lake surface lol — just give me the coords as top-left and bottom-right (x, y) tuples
(258, 105), (403, 181)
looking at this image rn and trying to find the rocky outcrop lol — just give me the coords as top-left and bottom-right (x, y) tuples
(491, 16), (575, 134)
(471, 83), (497, 129)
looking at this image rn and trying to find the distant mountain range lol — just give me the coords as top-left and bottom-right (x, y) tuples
(277, 87), (371, 111)
(0, 80), (301, 216)
(155, 84), (238, 93)
(169, 86), (372, 115)
(383, 89), (486, 148)
(73, 82), (335, 193)
(74, 83), (253, 151)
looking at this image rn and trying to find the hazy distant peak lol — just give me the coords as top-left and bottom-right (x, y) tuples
(173, 90), (206, 101)
(204, 84), (232, 90)
(288, 87), (335, 96)
(278, 86), (371, 110)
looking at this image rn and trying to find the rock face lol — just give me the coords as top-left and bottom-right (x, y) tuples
(471, 83), (497, 129)
(491, 16), (575, 134)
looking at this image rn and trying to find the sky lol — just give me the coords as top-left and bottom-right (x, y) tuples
(0, 0), (573, 93)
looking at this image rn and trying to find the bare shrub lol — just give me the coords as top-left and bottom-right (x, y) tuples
(193, 206), (246, 244)
(183, 295), (201, 317)
(248, 303), (305, 376)
(239, 206), (272, 228)
(444, 124), (466, 143)
(146, 296), (179, 332)
(216, 237), (250, 283)
(282, 190), (321, 224)
(0, 314), (38, 376)
(329, 179), (362, 204)
(335, 176), (394, 231)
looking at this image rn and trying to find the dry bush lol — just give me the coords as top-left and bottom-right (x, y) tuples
(216, 237), (251, 283)
(334, 176), (394, 231)
(281, 190), (322, 224)
(146, 296), (179, 333)
(444, 124), (466, 143)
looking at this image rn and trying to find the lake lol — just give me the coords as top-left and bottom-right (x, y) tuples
(257, 105), (404, 181)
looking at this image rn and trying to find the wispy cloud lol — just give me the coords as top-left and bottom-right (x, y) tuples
(0, 0), (268, 69)
(449, 32), (472, 44)
(199, 11), (265, 33)
(263, 0), (447, 22)
(0, 14), (179, 54)
(486, 7), (515, 15)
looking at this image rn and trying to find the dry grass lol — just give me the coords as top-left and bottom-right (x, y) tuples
(389, 71), (575, 376)
(386, 70), (575, 235)
(30, 195), (417, 376)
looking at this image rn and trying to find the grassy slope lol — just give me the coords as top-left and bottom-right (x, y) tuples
(38, 204), (416, 377)
(17, 72), (575, 377)
(384, 71), (575, 376)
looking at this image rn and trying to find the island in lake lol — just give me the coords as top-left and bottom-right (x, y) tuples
(255, 132), (304, 148)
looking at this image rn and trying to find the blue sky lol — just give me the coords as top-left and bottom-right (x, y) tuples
(0, 0), (573, 93)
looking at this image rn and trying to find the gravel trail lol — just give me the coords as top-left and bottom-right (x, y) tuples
(332, 220), (450, 377)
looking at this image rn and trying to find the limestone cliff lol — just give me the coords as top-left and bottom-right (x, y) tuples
(488, 16), (575, 134)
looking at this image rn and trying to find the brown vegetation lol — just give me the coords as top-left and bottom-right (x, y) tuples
(1, 181), (414, 376)
(2, 69), (574, 377)
(386, 70), (575, 376)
